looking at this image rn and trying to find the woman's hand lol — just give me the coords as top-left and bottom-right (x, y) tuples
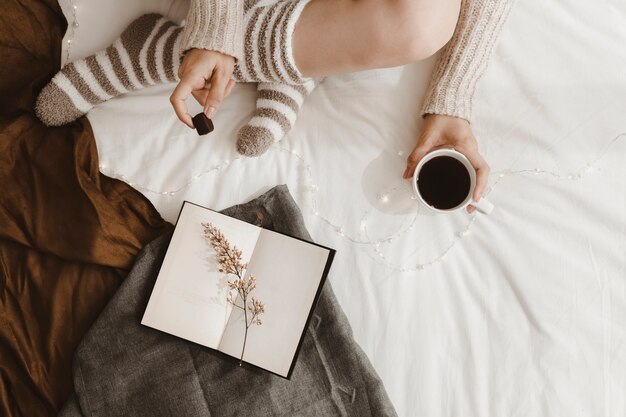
(170, 49), (236, 128)
(403, 114), (490, 213)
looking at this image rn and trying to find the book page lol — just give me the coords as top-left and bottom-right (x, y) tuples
(142, 202), (261, 349)
(218, 230), (331, 377)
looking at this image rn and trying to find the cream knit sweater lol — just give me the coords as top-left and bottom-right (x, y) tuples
(421, 0), (516, 121)
(180, 0), (244, 61)
(181, 0), (516, 121)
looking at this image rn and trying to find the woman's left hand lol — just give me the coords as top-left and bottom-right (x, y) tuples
(170, 48), (236, 128)
(403, 114), (490, 213)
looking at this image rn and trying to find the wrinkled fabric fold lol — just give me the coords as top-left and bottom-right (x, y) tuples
(0, 1), (172, 416)
(60, 185), (398, 417)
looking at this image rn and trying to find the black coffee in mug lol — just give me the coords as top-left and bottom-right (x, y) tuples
(417, 156), (471, 210)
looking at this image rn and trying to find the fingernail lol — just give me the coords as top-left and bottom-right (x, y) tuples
(205, 106), (216, 119)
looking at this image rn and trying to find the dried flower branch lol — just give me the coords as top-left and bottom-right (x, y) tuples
(202, 222), (265, 366)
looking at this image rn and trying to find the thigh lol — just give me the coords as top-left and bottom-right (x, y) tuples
(293, 0), (461, 77)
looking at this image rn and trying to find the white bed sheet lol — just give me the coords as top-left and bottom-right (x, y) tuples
(63, 0), (626, 415)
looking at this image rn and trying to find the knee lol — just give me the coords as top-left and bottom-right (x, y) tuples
(394, 0), (460, 61)
(367, 0), (460, 66)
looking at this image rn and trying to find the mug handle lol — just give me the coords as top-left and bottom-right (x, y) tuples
(469, 197), (494, 215)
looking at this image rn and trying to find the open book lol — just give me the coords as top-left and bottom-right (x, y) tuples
(141, 201), (335, 379)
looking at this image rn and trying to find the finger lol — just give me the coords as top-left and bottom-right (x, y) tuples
(224, 79), (236, 98)
(191, 89), (210, 107)
(467, 205), (476, 214)
(464, 148), (490, 201)
(473, 163), (490, 201)
(403, 142), (431, 179)
(177, 59), (187, 80)
(203, 70), (230, 118)
(170, 81), (194, 128)
(431, 144), (458, 152)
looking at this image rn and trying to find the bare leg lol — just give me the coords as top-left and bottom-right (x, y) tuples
(293, 0), (461, 77)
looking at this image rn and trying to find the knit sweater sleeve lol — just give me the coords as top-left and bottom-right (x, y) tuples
(421, 0), (516, 121)
(180, 0), (244, 61)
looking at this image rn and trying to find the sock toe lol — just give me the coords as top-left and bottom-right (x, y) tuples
(236, 125), (276, 157)
(36, 82), (85, 126)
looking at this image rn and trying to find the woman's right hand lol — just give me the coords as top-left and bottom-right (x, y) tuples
(403, 114), (490, 213)
(170, 48), (236, 128)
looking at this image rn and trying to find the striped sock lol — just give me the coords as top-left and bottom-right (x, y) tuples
(36, 14), (182, 126)
(233, 0), (318, 157)
(36, 1), (314, 153)
(236, 79), (318, 156)
(234, 0), (311, 85)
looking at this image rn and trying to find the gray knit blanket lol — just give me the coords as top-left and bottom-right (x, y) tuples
(59, 185), (397, 417)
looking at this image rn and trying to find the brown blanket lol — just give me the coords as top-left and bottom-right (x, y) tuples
(0, 1), (172, 416)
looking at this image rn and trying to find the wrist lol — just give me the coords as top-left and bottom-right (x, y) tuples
(424, 113), (470, 124)
(185, 48), (235, 60)
(424, 114), (471, 132)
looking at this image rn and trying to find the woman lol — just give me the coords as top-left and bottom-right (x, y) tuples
(35, 0), (515, 212)
(174, 0), (515, 213)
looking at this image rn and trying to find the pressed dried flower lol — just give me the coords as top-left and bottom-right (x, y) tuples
(202, 221), (266, 366)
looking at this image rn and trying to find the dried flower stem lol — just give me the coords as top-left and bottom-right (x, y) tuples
(242, 294), (248, 365)
(202, 222), (265, 366)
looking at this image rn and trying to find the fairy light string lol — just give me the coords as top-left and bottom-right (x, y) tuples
(64, 0), (79, 66)
(58, 2), (624, 270)
(99, 132), (624, 273)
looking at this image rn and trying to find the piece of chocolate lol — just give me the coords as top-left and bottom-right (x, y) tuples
(192, 113), (214, 136)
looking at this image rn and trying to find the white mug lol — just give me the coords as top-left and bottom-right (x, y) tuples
(412, 149), (494, 215)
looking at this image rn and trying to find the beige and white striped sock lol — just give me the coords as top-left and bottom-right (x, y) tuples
(36, 2), (315, 156)
(233, 0), (318, 157)
(234, 0), (311, 85)
(236, 79), (318, 156)
(36, 14), (182, 126)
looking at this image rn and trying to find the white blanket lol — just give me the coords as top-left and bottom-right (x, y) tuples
(62, 0), (626, 415)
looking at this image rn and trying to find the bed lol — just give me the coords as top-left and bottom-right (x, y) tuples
(6, 0), (626, 415)
(0, 2), (172, 415)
